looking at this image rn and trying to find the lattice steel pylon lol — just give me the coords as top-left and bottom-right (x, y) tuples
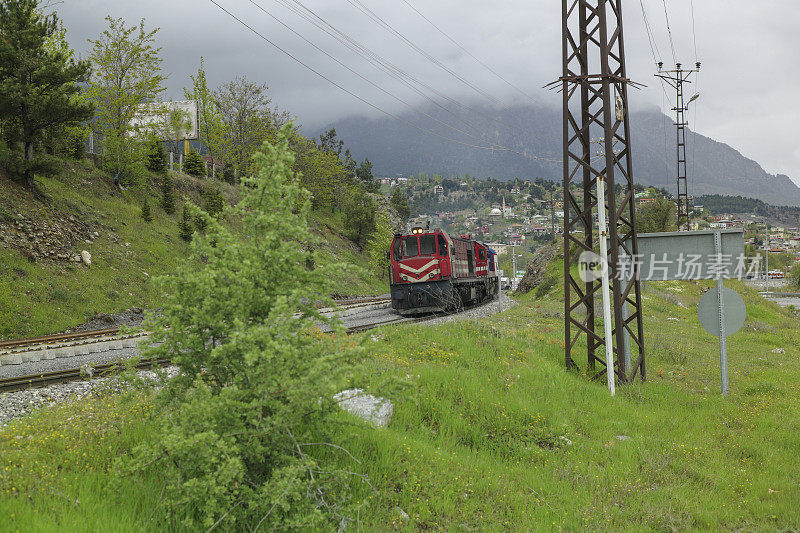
(559, 0), (645, 383)
(656, 62), (701, 231)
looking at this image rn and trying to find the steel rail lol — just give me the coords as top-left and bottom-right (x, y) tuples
(0, 295), (495, 394)
(0, 358), (172, 394)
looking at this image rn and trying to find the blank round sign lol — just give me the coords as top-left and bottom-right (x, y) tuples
(697, 287), (746, 337)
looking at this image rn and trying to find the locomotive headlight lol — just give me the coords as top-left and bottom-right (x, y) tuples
(429, 272), (435, 278)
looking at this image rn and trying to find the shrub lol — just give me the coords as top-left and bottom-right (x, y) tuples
(182, 149), (205, 177)
(178, 205), (193, 241)
(202, 186), (224, 218)
(160, 174), (175, 214)
(118, 124), (361, 529)
(141, 199), (153, 222)
(146, 138), (167, 174)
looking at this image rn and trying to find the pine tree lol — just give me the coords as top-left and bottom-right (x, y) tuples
(202, 186), (224, 218)
(183, 149), (206, 177)
(160, 174), (175, 214)
(147, 138), (167, 174)
(141, 199), (153, 222)
(178, 205), (193, 241)
(124, 124), (359, 528)
(390, 187), (410, 220)
(0, 0), (94, 188)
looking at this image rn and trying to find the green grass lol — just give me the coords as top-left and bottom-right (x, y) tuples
(0, 161), (385, 339)
(0, 390), (165, 532)
(2, 279), (799, 530)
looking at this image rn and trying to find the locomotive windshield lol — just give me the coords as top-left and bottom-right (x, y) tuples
(419, 235), (436, 255)
(398, 234), (437, 258)
(402, 236), (419, 257)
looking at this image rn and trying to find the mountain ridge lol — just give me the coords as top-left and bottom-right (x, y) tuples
(316, 103), (800, 206)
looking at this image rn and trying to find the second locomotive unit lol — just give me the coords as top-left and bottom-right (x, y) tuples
(389, 227), (498, 315)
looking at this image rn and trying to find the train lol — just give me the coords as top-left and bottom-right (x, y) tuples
(388, 227), (499, 315)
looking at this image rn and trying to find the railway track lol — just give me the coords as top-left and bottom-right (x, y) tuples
(0, 294), (494, 394)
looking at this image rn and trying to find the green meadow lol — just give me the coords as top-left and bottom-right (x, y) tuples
(1, 278), (798, 530)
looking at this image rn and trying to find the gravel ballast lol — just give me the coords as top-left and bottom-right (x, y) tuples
(0, 367), (177, 427)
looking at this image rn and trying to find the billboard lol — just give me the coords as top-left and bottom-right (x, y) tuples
(130, 100), (199, 141)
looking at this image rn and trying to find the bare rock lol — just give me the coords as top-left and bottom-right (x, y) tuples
(80, 250), (92, 266)
(334, 388), (394, 428)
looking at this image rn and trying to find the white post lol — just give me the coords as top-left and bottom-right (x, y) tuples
(512, 243), (517, 291)
(715, 231), (728, 396)
(596, 174), (616, 396)
(765, 224), (770, 294)
(179, 153), (183, 173)
(169, 151), (174, 172)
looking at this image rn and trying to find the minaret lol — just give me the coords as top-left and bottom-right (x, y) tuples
(502, 196), (506, 219)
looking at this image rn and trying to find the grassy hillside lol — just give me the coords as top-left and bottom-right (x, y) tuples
(0, 160), (385, 340)
(1, 275), (798, 530)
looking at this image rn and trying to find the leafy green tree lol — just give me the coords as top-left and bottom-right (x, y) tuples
(215, 76), (286, 181)
(367, 211), (395, 278)
(390, 187), (410, 220)
(183, 149), (205, 177)
(146, 138), (167, 173)
(184, 57), (226, 174)
(160, 174), (175, 214)
(120, 124), (360, 529)
(141, 198), (153, 222)
(636, 198), (677, 234)
(178, 204), (192, 241)
(0, 0), (93, 189)
(162, 105), (192, 164)
(344, 190), (376, 249)
(87, 16), (166, 185)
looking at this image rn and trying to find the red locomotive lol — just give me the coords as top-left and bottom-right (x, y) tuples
(389, 227), (498, 315)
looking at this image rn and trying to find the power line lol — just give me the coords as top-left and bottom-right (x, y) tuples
(399, 0), (540, 104)
(689, 0), (698, 63)
(275, 0), (489, 137)
(275, 0), (562, 162)
(246, 0), (509, 151)
(639, 0), (662, 66)
(660, 0), (678, 64)
(342, 0), (499, 104)
(205, 0), (511, 153)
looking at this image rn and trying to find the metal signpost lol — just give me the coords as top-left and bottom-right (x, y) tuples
(621, 229), (747, 395)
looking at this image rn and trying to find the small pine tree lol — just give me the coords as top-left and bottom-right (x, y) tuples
(202, 186), (224, 218)
(183, 150), (206, 177)
(178, 205), (193, 241)
(141, 199), (153, 222)
(161, 175), (175, 214)
(222, 164), (235, 184)
(194, 212), (207, 233)
(147, 138), (167, 174)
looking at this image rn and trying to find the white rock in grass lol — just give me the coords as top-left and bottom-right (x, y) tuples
(334, 388), (394, 428)
(771, 347), (786, 354)
(80, 250), (91, 266)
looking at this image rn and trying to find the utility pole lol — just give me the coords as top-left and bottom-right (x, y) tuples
(555, 0), (646, 386)
(656, 62), (701, 231)
(549, 191), (556, 239)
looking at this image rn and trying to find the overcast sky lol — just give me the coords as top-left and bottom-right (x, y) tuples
(56, 0), (799, 181)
